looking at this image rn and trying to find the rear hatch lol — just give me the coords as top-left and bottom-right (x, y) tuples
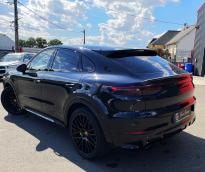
(97, 49), (195, 114)
(142, 74), (195, 112)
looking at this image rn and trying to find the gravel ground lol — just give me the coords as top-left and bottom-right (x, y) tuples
(0, 79), (205, 172)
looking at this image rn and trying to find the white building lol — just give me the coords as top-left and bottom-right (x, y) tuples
(166, 26), (196, 62)
(0, 33), (14, 50)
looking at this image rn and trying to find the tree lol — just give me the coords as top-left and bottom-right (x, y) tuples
(164, 49), (171, 59)
(26, 37), (36, 47)
(156, 48), (170, 59)
(19, 39), (26, 47)
(48, 39), (63, 46)
(36, 37), (47, 48)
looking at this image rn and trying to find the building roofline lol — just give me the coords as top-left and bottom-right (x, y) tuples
(150, 30), (180, 45)
(166, 26), (196, 45)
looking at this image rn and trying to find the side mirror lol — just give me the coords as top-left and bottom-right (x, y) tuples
(17, 64), (27, 73)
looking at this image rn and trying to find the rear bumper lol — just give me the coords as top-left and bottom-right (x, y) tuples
(105, 109), (195, 147)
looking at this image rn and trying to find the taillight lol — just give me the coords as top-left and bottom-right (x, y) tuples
(110, 85), (161, 95)
(111, 86), (141, 94)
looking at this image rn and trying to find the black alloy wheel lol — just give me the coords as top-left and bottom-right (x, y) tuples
(1, 87), (26, 115)
(69, 107), (108, 159)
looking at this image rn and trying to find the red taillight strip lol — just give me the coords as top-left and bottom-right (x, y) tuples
(111, 86), (141, 93)
(111, 74), (193, 94)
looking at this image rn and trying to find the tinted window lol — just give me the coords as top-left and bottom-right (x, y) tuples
(22, 54), (34, 63)
(52, 49), (79, 72)
(113, 56), (171, 73)
(82, 56), (95, 72)
(29, 49), (54, 70)
(0, 53), (22, 62)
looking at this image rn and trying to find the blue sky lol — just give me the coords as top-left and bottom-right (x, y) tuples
(0, 0), (204, 47)
(153, 0), (204, 34)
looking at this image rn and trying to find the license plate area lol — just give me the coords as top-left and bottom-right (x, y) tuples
(174, 107), (192, 123)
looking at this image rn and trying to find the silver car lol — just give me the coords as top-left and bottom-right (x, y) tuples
(0, 52), (35, 78)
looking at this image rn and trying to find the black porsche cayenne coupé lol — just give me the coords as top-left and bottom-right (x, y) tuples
(1, 45), (196, 159)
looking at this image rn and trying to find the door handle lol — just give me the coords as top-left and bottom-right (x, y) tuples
(65, 83), (75, 87)
(36, 79), (41, 83)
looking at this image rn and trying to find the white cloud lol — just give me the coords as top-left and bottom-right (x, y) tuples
(0, 0), (180, 47)
(62, 35), (102, 45)
(92, 0), (180, 46)
(18, 0), (89, 30)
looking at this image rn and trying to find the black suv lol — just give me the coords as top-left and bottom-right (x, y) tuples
(1, 46), (196, 159)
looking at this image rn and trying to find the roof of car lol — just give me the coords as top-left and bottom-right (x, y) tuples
(48, 45), (117, 51)
(47, 45), (157, 57)
(47, 45), (156, 52)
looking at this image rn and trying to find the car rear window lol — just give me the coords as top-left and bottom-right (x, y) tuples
(93, 49), (171, 74)
(112, 56), (170, 73)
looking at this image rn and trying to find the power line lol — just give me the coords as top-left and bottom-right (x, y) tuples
(17, 0), (87, 44)
(0, 1), (13, 6)
(17, 0), (67, 30)
(1, 1), (193, 28)
(0, 21), (12, 27)
(17, 0), (84, 34)
(0, 18), (11, 23)
(109, 10), (189, 26)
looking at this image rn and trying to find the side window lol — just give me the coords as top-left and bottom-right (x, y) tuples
(29, 49), (55, 70)
(52, 49), (79, 72)
(23, 54), (33, 63)
(82, 56), (95, 72)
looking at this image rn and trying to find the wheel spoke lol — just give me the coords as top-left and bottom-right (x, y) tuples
(71, 113), (97, 154)
(6, 90), (21, 113)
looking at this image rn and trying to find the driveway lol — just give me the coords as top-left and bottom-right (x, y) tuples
(0, 80), (205, 172)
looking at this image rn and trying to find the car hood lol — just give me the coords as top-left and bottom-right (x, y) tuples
(0, 61), (20, 66)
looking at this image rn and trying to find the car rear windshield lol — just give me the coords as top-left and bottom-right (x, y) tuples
(112, 56), (171, 73)
(95, 49), (170, 73)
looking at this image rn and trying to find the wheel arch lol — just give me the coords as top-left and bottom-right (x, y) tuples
(3, 81), (18, 96)
(64, 97), (113, 144)
(3, 80), (23, 109)
(66, 102), (88, 124)
(4, 82), (13, 88)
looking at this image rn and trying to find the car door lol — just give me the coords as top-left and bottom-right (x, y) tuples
(13, 48), (55, 113)
(39, 48), (82, 121)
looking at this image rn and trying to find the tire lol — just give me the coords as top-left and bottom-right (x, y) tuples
(1, 86), (26, 115)
(69, 107), (109, 159)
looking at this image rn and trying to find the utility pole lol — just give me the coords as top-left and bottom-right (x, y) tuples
(14, 0), (19, 52)
(83, 29), (85, 45)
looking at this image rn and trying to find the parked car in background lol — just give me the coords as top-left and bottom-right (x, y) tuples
(0, 52), (35, 78)
(1, 46), (196, 159)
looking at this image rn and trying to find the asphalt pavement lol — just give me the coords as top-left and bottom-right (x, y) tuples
(0, 77), (205, 172)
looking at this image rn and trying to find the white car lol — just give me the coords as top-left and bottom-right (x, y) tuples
(0, 52), (35, 78)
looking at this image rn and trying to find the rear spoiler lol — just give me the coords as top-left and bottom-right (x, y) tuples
(144, 73), (192, 83)
(94, 49), (157, 58)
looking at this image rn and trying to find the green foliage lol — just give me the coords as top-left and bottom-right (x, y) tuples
(26, 37), (36, 48)
(156, 48), (170, 59)
(19, 39), (26, 47)
(48, 39), (63, 46)
(18, 37), (63, 48)
(36, 37), (47, 48)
